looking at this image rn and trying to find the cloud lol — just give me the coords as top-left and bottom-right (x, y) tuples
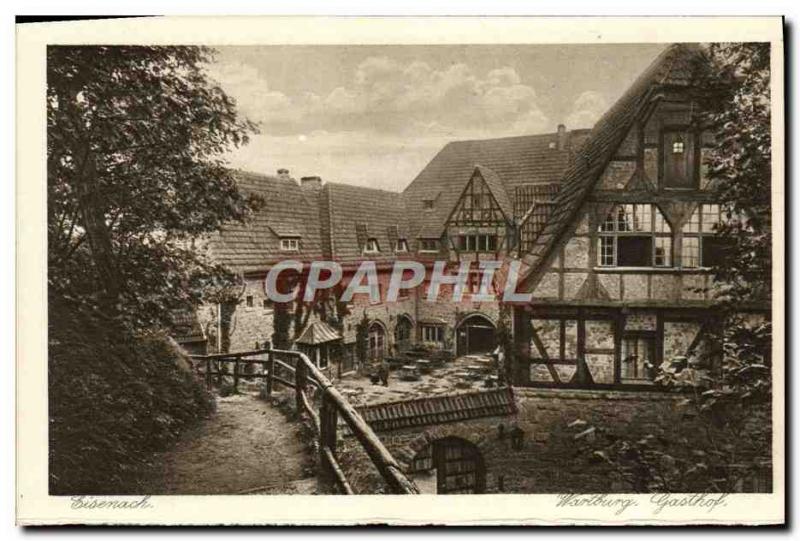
(565, 90), (609, 129)
(207, 55), (550, 138)
(224, 129), (452, 191)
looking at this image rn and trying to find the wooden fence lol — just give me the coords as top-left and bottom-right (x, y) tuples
(189, 347), (419, 495)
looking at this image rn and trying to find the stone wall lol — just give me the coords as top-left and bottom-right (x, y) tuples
(416, 282), (499, 353)
(336, 387), (704, 494)
(203, 270), (499, 362)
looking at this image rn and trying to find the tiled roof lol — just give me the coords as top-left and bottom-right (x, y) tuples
(295, 320), (341, 345)
(519, 43), (706, 289)
(402, 130), (589, 241)
(206, 171), (325, 273)
(322, 182), (410, 266)
(356, 387), (517, 432)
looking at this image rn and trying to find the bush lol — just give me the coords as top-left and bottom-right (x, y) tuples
(48, 298), (215, 494)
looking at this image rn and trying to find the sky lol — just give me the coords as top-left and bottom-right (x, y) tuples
(207, 44), (667, 191)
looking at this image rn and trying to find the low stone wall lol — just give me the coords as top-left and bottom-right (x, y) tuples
(336, 387), (699, 494)
(503, 388), (695, 493)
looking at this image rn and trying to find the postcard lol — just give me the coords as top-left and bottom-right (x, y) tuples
(16, 15), (784, 525)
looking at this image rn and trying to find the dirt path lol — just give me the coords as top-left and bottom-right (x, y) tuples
(146, 392), (315, 495)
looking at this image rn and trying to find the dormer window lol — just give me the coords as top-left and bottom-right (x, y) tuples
(279, 237), (300, 251)
(363, 238), (380, 254)
(419, 239), (440, 253)
(394, 239), (409, 253)
(423, 199), (435, 210)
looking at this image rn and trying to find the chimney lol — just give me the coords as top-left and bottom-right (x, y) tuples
(557, 124), (567, 151)
(300, 176), (323, 191)
(277, 168), (293, 182)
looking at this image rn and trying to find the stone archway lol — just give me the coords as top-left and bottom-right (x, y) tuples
(455, 313), (497, 356)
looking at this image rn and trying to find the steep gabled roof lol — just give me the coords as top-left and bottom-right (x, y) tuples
(322, 182), (410, 266)
(475, 165), (513, 220)
(519, 43), (707, 289)
(402, 130), (589, 240)
(206, 171), (324, 273)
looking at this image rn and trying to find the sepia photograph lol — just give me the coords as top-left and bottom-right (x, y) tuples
(15, 15), (784, 526)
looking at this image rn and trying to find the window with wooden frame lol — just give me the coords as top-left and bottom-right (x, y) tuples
(418, 238), (440, 253)
(663, 130), (697, 189)
(681, 203), (728, 268)
(279, 237), (300, 251)
(597, 204), (672, 267)
(394, 238), (409, 253)
(363, 238), (380, 254)
(457, 233), (498, 253)
(421, 324), (444, 344)
(621, 331), (656, 382)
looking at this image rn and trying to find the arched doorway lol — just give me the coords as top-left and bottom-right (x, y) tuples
(368, 321), (386, 361)
(456, 314), (496, 356)
(394, 315), (414, 353)
(408, 437), (486, 494)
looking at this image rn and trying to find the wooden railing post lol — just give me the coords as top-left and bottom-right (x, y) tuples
(205, 357), (211, 389)
(216, 359), (223, 386)
(295, 358), (307, 417)
(318, 394), (338, 493)
(265, 350), (275, 397)
(233, 357), (240, 393)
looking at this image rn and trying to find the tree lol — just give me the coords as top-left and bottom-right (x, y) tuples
(47, 46), (261, 329)
(272, 303), (293, 350)
(580, 43), (773, 493)
(700, 42), (772, 306)
(355, 312), (370, 366)
(47, 47), (261, 492)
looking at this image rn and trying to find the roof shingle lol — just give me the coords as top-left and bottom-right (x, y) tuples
(323, 183), (410, 265)
(206, 171), (324, 273)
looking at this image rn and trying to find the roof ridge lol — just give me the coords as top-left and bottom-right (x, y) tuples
(445, 130), (584, 145)
(325, 181), (403, 195)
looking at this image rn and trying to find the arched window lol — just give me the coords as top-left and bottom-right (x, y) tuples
(394, 315), (413, 351)
(597, 204), (672, 267)
(368, 322), (386, 360)
(681, 204), (724, 268)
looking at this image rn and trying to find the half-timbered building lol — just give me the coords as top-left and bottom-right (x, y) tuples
(508, 43), (770, 389)
(183, 43), (768, 390)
